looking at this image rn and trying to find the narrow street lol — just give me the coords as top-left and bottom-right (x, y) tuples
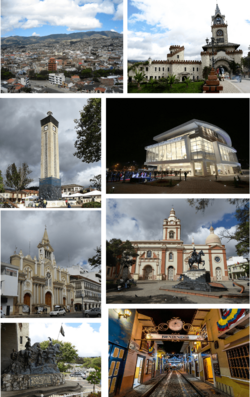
(150, 371), (199, 397)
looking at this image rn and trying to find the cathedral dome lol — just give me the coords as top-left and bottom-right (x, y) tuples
(205, 226), (221, 245)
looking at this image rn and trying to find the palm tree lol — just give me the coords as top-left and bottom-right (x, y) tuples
(184, 77), (192, 87)
(134, 68), (146, 88)
(168, 74), (176, 88)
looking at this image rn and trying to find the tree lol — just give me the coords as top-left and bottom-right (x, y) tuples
(184, 77), (192, 87)
(203, 67), (212, 80)
(74, 99), (101, 163)
(81, 357), (93, 368)
(40, 339), (78, 372)
(88, 246), (101, 268)
(5, 163), (33, 194)
(168, 74), (176, 88)
(87, 366), (101, 393)
(133, 68), (146, 88)
(106, 239), (139, 277)
(187, 199), (249, 257)
(92, 357), (101, 368)
(90, 174), (101, 191)
(0, 170), (5, 193)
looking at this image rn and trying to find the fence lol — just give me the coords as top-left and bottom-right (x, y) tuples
(44, 392), (90, 397)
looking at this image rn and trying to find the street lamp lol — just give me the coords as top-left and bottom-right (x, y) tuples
(81, 292), (85, 317)
(206, 37), (219, 69)
(118, 309), (131, 319)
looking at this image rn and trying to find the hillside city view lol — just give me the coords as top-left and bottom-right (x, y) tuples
(1, 32), (123, 94)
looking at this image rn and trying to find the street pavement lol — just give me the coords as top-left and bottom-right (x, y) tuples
(106, 175), (249, 194)
(150, 371), (200, 397)
(227, 78), (250, 93)
(106, 280), (250, 304)
(5, 311), (99, 319)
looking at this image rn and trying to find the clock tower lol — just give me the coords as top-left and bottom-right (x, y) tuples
(39, 111), (62, 200)
(211, 4), (228, 45)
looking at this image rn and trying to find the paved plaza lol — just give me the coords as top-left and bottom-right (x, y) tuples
(106, 280), (250, 304)
(221, 78), (250, 93)
(106, 175), (249, 194)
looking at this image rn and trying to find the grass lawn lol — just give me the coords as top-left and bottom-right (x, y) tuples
(128, 81), (204, 93)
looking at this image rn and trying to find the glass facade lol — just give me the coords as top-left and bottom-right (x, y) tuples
(190, 137), (215, 160)
(146, 139), (187, 162)
(219, 145), (238, 162)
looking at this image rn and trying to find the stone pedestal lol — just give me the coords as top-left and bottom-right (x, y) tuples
(173, 269), (227, 292)
(203, 68), (223, 93)
(1, 373), (65, 392)
(39, 177), (62, 201)
(46, 200), (66, 208)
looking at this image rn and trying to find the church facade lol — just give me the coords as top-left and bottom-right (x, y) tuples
(10, 228), (75, 314)
(128, 5), (243, 82)
(108, 209), (228, 282)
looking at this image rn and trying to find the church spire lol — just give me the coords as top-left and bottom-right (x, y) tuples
(215, 4), (221, 15)
(42, 226), (49, 243)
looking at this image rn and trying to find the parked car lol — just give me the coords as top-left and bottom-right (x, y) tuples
(70, 372), (83, 377)
(50, 307), (66, 316)
(85, 308), (101, 318)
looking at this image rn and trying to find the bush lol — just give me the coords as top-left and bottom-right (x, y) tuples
(82, 201), (101, 208)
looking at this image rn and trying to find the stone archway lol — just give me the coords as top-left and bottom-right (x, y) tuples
(144, 265), (153, 280)
(214, 59), (231, 73)
(45, 291), (52, 310)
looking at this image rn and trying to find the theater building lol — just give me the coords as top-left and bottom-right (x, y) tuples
(144, 119), (241, 176)
(108, 208), (229, 282)
(9, 227), (75, 314)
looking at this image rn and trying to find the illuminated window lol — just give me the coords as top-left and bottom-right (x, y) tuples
(226, 345), (249, 380)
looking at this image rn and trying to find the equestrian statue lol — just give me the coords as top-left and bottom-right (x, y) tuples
(188, 248), (205, 270)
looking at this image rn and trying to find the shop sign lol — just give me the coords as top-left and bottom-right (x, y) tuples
(147, 334), (205, 341)
(129, 340), (140, 351)
(5, 267), (18, 277)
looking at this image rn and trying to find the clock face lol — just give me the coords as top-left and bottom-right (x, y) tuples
(169, 318), (183, 331)
(53, 126), (56, 131)
(46, 272), (51, 278)
(217, 30), (223, 36)
(44, 125), (48, 131)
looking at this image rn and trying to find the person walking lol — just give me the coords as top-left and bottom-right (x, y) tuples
(221, 67), (225, 81)
(184, 171), (187, 181)
(43, 199), (47, 208)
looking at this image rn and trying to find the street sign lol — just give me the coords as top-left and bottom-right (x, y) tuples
(146, 334), (205, 341)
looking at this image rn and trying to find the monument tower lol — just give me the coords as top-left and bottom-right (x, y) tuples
(39, 111), (62, 200)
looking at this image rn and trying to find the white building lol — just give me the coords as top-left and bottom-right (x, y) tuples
(227, 256), (248, 279)
(145, 119), (241, 176)
(128, 5), (243, 82)
(1, 262), (19, 316)
(68, 265), (101, 311)
(49, 73), (65, 86)
(17, 76), (29, 87)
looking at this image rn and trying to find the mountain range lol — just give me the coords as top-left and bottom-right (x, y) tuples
(2, 31), (122, 46)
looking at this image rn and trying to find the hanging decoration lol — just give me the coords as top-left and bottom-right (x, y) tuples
(217, 309), (245, 331)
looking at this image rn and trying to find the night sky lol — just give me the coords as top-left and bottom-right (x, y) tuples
(106, 98), (249, 168)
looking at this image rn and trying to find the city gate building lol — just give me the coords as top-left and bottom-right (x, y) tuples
(144, 119), (241, 176)
(9, 227), (74, 314)
(128, 5), (243, 82)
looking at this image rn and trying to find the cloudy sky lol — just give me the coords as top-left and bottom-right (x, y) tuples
(107, 199), (243, 258)
(29, 322), (101, 357)
(1, 211), (101, 270)
(128, 0), (250, 60)
(1, 0), (123, 36)
(0, 98), (101, 188)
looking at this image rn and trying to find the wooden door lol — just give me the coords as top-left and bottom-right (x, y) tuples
(144, 266), (152, 280)
(45, 292), (52, 309)
(63, 297), (66, 306)
(24, 293), (30, 307)
(216, 267), (222, 281)
(168, 267), (174, 280)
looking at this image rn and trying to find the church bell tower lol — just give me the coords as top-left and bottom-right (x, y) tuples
(39, 111), (62, 200)
(162, 208), (181, 241)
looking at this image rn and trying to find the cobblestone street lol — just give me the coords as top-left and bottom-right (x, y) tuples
(150, 371), (199, 397)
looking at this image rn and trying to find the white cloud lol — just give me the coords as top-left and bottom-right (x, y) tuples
(128, 0), (250, 59)
(111, 29), (116, 31)
(32, 32), (40, 36)
(1, 0), (120, 33)
(113, 2), (123, 20)
(29, 322), (102, 357)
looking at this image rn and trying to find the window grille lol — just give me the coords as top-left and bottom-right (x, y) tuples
(226, 345), (249, 380)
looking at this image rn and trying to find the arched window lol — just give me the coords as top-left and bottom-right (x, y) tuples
(147, 250), (152, 258)
(169, 252), (173, 260)
(169, 231), (174, 239)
